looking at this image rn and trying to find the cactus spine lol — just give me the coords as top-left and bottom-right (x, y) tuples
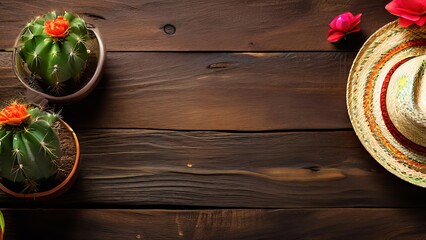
(18, 11), (89, 95)
(0, 102), (62, 193)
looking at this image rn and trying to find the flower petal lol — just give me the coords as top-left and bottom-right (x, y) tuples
(342, 11), (354, 18)
(329, 15), (339, 29)
(415, 16), (426, 26)
(398, 12), (421, 21)
(396, 0), (425, 12)
(394, 7), (425, 17)
(349, 13), (362, 30)
(399, 17), (414, 27)
(337, 15), (351, 32)
(385, 0), (399, 13)
(348, 27), (361, 34)
(327, 30), (346, 42)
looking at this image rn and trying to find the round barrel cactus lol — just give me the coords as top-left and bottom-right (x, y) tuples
(18, 11), (89, 95)
(0, 101), (62, 193)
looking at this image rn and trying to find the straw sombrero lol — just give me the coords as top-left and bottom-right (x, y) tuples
(347, 20), (426, 187)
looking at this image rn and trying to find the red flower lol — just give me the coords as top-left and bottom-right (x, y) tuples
(327, 12), (362, 42)
(44, 16), (70, 38)
(386, 0), (426, 27)
(0, 102), (31, 126)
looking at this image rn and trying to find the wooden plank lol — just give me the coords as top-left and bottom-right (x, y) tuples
(0, 129), (425, 208)
(0, 0), (395, 51)
(3, 208), (426, 239)
(0, 53), (25, 98)
(0, 52), (353, 130)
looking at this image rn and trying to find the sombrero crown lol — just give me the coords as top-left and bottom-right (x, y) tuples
(385, 56), (426, 151)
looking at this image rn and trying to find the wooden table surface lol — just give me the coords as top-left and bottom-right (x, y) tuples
(1, 1), (426, 239)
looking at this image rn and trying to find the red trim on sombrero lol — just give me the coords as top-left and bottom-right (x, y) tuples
(380, 57), (426, 153)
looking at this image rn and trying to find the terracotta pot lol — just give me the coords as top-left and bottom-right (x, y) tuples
(12, 25), (106, 104)
(0, 120), (81, 200)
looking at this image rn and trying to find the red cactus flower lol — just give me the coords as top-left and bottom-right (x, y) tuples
(327, 12), (362, 42)
(44, 16), (70, 38)
(0, 102), (31, 126)
(386, 0), (426, 27)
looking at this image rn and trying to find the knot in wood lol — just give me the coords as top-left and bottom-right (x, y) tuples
(163, 24), (176, 35)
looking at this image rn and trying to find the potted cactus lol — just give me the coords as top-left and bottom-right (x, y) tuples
(0, 101), (80, 199)
(12, 11), (106, 103)
(0, 211), (3, 240)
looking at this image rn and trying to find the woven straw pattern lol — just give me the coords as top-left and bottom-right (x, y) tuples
(347, 21), (426, 187)
(385, 56), (426, 148)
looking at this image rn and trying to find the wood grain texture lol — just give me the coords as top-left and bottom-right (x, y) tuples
(0, 53), (25, 99)
(1, 1), (419, 239)
(3, 208), (426, 240)
(0, 0), (395, 51)
(1, 129), (425, 208)
(0, 51), (353, 130)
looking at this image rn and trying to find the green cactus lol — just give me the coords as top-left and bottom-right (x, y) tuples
(0, 102), (62, 193)
(0, 210), (3, 240)
(18, 11), (89, 95)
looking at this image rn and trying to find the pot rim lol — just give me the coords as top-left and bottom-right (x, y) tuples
(0, 119), (81, 200)
(12, 26), (106, 103)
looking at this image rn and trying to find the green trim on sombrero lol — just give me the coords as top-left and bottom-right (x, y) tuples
(347, 20), (426, 187)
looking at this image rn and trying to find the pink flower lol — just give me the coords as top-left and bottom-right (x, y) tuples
(385, 0), (426, 27)
(327, 12), (362, 42)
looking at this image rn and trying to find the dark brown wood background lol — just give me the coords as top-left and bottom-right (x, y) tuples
(1, 1), (426, 239)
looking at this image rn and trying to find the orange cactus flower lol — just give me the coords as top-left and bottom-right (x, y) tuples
(44, 16), (70, 38)
(0, 102), (31, 126)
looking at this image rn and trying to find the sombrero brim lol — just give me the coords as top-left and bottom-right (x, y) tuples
(347, 20), (426, 187)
